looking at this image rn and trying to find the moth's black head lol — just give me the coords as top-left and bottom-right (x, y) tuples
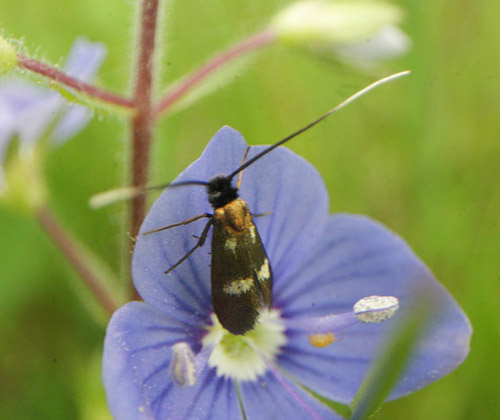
(207, 175), (239, 209)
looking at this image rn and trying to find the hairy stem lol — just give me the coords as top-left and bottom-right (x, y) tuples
(37, 206), (119, 317)
(17, 54), (134, 109)
(154, 28), (277, 117)
(128, 0), (161, 298)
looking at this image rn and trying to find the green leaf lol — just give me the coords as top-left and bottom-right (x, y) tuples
(52, 82), (135, 117)
(307, 387), (352, 419)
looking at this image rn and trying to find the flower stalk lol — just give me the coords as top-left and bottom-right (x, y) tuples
(37, 205), (119, 317)
(154, 28), (277, 117)
(127, 0), (161, 300)
(17, 54), (135, 109)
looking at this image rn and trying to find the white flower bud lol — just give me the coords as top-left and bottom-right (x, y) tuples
(271, 1), (404, 46)
(333, 24), (411, 65)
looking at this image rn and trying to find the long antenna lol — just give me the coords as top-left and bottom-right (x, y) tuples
(227, 70), (410, 180)
(91, 71), (410, 208)
(90, 180), (209, 208)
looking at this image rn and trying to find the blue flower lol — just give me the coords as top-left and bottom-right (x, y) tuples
(103, 127), (471, 419)
(0, 37), (106, 174)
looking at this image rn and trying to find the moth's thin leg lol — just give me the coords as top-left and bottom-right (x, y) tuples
(144, 213), (212, 235)
(165, 218), (214, 275)
(236, 146), (251, 189)
(251, 211), (273, 218)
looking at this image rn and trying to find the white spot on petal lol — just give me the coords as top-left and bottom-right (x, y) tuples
(354, 295), (399, 323)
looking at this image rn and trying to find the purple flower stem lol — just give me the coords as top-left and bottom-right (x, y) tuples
(262, 355), (324, 420)
(128, 0), (160, 300)
(154, 28), (277, 117)
(17, 54), (135, 109)
(37, 206), (119, 317)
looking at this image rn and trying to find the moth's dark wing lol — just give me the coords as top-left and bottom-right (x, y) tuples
(211, 216), (273, 335)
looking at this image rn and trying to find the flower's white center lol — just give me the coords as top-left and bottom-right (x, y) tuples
(202, 309), (287, 381)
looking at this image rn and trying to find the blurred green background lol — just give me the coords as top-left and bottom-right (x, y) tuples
(0, 0), (498, 418)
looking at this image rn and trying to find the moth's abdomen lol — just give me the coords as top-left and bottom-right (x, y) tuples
(211, 199), (273, 335)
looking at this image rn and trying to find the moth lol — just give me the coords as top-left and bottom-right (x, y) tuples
(144, 148), (273, 335)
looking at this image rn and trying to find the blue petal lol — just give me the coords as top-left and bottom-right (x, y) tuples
(239, 370), (342, 420)
(133, 126), (329, 316)
(157, 370), (241, 420)
(275, 214), (471, 403)
(52, 37), (107, 142)
(103, 302), (241, 419)
(0, 82), (60, 155)
(63, 37), (107, 81)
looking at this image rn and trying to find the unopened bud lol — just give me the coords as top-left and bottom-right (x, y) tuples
(0, 36), (18, 75)
(271, 1), (404, 46)
(1, 145), (47, 214)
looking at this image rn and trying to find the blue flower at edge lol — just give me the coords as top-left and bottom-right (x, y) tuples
(0, 37), (106, 165)
(103, 127), (471, 419)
